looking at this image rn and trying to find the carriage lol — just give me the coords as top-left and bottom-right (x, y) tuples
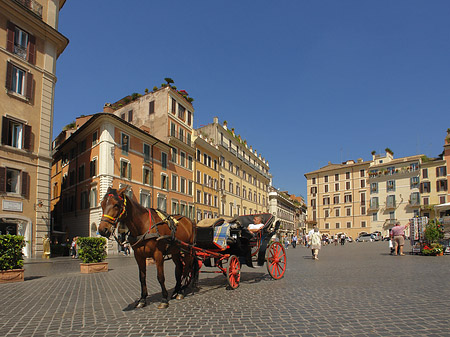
(179, 213), (287, 289)
(98, 187), (286, 309)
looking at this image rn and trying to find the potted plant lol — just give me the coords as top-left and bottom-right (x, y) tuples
(421, 220), (445, 256)
(0, 234), (25, 283)
(77, 237), (108, 273)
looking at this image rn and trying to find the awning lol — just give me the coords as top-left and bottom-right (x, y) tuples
(435, 202), (450, 212)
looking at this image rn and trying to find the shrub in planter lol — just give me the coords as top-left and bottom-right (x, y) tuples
(0, 235), (25, 270)
(77, 237), (107, 263)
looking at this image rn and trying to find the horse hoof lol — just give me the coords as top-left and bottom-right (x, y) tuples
(157, 302), (169, 309)
(176, 294), (184, 300)
(136, 301), (146, 308)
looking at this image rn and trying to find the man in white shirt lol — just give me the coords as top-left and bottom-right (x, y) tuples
(248, 216), (264, 233)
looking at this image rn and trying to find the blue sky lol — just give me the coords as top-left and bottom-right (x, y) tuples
(54, 1), (450, 199)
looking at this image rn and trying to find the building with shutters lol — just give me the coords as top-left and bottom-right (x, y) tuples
(0, 0), (68, 257)
(197, 118), (271, 217)
(51, 113), (175, 254)
(107, 85), (195, 219)
(193, 132), (220, 221)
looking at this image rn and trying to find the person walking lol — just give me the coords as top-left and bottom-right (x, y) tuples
(292, 235), (297, 248)
(309, 227), (322, 260)
(391, 221), (408, 256)
(340, 233), (346, 245)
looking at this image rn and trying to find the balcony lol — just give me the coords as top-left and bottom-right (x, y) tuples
(408, 199), (421, 207)
(368, 203), (379, 211)
(385, 202), (396, 210)
(169, 130), (193, 148)
(13, 0), (43, 19)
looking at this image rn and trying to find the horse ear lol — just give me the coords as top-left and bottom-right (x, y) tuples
(117, 185), (129, 198)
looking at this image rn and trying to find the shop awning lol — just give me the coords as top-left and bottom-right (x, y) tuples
(435, 202), (450, 212)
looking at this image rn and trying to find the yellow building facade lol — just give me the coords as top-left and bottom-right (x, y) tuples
(0, 0), (68, 256)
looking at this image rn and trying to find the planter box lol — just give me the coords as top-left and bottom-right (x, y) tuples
(80, 262), (108, 274)
(0, 269), (24, 283)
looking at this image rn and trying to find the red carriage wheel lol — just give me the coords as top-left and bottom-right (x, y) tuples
(226, 255), (241, 289)
(266, 242), (286, 279)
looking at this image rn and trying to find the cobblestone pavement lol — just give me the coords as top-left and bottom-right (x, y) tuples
(1, 242), (449, 337)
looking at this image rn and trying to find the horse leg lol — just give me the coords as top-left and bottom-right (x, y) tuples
(154, 250), (169, 309)
(135, 255), (148, 308)
(171, 252), (184, 300)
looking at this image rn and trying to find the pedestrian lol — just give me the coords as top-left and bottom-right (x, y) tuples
(391, 222), (408, 256)
(309, 227), (322, 260)
(123, 242), (131, 256)
(71, 237), (77, 258)
(292, 235), (297, 248)
(340, 233), (346, 245)
(284, 236), (289, 249)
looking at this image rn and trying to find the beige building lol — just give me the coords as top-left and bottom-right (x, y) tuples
(107, 85), (195, 219)
(0, 0), (68, 256)
(368, 151), (422, 237)
(194, 132), (220, 221)
(305, 159), (371, 239)
(419, 156), (447, 219)
(197, 118), (271, 217)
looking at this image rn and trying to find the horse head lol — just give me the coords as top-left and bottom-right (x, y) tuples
(98, 186), (128, 238)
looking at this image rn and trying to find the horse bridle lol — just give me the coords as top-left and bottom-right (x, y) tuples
(101, 194), (128, 246)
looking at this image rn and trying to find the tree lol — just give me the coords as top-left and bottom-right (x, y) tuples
(164, 77), (174, 85)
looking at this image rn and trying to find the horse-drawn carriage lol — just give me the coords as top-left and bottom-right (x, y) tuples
(183, 214), (287, 289)
(98, 187), (286, 309)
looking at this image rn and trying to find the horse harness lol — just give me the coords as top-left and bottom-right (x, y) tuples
(101, 195), (181, 250)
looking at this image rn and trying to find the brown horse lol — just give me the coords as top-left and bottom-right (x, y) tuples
(98, 186), (197, 309)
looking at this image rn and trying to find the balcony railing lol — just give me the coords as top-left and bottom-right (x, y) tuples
(169, 130), (193, 148)
(385, 201), (396, 210)
(408, 199), (420, 207)
(13, 0), (43, 18)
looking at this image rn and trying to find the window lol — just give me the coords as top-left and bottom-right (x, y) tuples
(422, 168), (428, 179)
(335, 174), (339, 181)
(7, 22), (35, 64)
(121, 133), (129, 154)
(143, 167), (152, 185)
(360, 179), (365, 188)
(420, 182), (431, 193)
(437, 180), (448, 192)
(188, 180), (193, 196)
(410, 162), (419, 172)
(346, 208), (351, 216)
(325, 223), (330, 229)
(180, 152), (186, 167)
(386, 195), (396, 208)
(143, 144), (151, 162)
(410, 192), (420, 205)
(171, 148), (177, 163)
(161, 152), (167, 170)
(346, 222), (351, 228)
(196, 190), (201, 203)
(346, 172), (350, 179)
(128, 110), (133, 122)
(157, 193), (167, 211)
(172, 200), (179, 214)
(188, 156), (193, 170)
(90, 188), (97, 208)
(324, 185), (329, 193)
(372, 213), (377, 221)
(387, 180), (395, 192)
(335, 183), (339, 191)
(344, 194), (352, 203)
(324, 175), (328, 183)
(179, 128), (184, 142)
(346, 181), (350, 190)
(178, 104), (185, 120)
(370, 182), (378, 193)
(161, 174), (169, 190)
(312, 178), (316, 184)
(361, 221), (366, 228)
(172, 174), (178, 191)
(324, 209), (329, 218)
(170, 122), (176, 137)
(323, 197), (330, 205)
(333, 195), (340, 204)
(80, 191), (89, 210)
(196, 170), (201, 183)
(370, 197), (379, 209)
(335, 209), (340, 217)
(180, 177), (186, 194)
(1, 117), (31, 150)
(410, 176), (419, 189)
(89, 159), (97, 177)
(120, 161), (131, 179)
(78, 164), (85, 182)
(187, 111), (192, 126)
(360, 169), (365, 177)
(171, 98), (176, 114)
(0, 167), (29, 198)
(140, 191), (151, 208)
(437, 166), (447, 177)
(92, 131), (98, 146)
(335, 223), (340, 229)
(6, 62), (33, 99)
(149, 101), (155, 114)
(423, 197), (429, 205)
(196, 149), (201, 161)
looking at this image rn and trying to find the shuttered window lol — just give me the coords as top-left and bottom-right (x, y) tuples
(6, 22), (36, 65)
(0, 167), (29, 198)
(5, 62), (33, 100)
(1, 116), (32, 150)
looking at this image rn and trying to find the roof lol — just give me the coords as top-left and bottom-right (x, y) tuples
(53, 112), (170, 154)
(304, 160), (370, 176)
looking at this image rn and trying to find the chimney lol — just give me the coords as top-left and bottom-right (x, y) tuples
(103, 103), (114, 113)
